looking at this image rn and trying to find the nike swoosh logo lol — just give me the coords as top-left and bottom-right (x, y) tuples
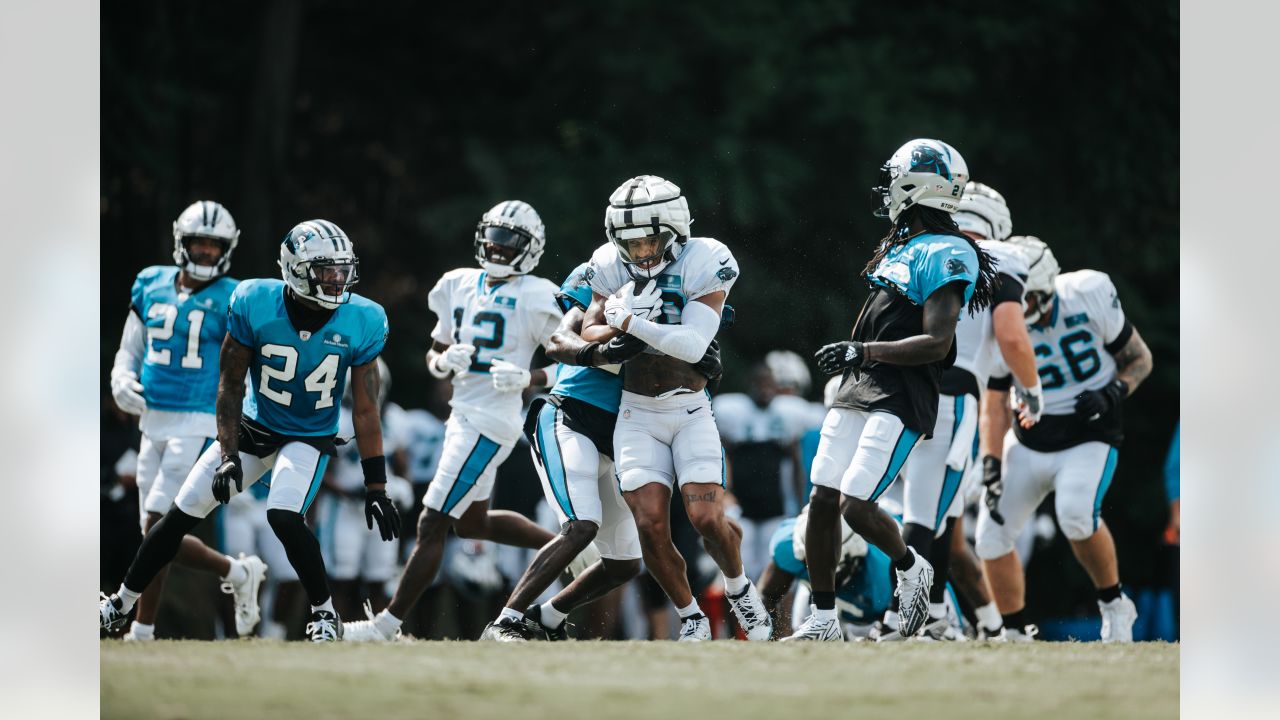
(686, 408), (699, 414)
(718, 258), (729, 266)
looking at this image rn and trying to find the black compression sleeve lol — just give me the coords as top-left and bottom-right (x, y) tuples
(987, 374), (1013, 391)
(992, 273), (1024, 306)
(1104, 321), (1134, 354)
(361, 456), (387, 486)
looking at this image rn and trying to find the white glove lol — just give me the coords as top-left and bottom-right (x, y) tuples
(1013, 382), (1044, 425)
(435, 343), (476, 377)
(944, 393), (979, 471)
(110, 369), (147, 416)
(490, 359), (531, 393)
(603, 279), (662, 330)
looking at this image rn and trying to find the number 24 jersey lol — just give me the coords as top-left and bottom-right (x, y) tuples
(228, 278), (388, 437)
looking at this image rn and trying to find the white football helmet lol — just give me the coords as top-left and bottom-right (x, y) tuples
(279, 219), (360, 309)
(953, 181), (1013, 241)
(1007, 235), (1060, 323)
(604, 175), (692, 279)
(870, 139), (969, 222)
(474, 200), (546, 278)
(764, 350), (812, 395)
(172, 200), (239, 280)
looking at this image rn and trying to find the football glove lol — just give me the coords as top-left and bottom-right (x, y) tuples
(110, 369), (147, 416)
(815, 341), (865, 375)
(694, 339), (723, 380)
(436, 343), (476, 376)
(490, 359), (532, 393)
(981, 455), (1004, 525)
(604, 280), (662, 330)
(1013, 382), (1045, 425)
(212, 456), (244, 505)
(364, 488), (402, 542)
(598, 333), (649, 365)
(1074, 379), (1127, 421)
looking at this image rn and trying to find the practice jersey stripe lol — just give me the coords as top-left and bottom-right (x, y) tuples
(720, 446), (727, 489)
(1092, 447), (1120, 531)
(935, 395), (966, 529)
(442, 435), (501, 515)
(301, 455), (331, 514)
(869, 426), (923, 502)
(536, 404), (576, 520)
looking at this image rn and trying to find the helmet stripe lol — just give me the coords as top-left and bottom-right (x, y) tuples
(201, 201), (210, 228)
(209, 203), (220, 229)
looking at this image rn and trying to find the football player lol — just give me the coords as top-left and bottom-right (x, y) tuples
(100, 219), (399, 642)
(107, 200), (266, 640)
(343, 201), (565, 642)
(976, 236), (1152, 642)
(578, 175), (772, 642)
(890, 182), (1042, 640)
(785, 140), (995, 642)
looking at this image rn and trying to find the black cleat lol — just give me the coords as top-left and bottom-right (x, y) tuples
(480, 616), (542, 642)
(306, 610), (342, 642)
(100, 593), (129, 633)
(524, 604), (568, 641)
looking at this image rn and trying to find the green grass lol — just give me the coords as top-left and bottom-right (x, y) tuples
(102, 640), (1179, 720)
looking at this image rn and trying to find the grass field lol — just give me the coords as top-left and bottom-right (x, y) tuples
(102, 640), (1179, 720)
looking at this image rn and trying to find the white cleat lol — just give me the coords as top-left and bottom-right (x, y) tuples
(342, 601), (399, 643)
(677, 614), (712, 641)
(918, 616), (964, 641)
(1099, 594), (1138, 643)
(306, 610), (342, 642)
(99, 593), (129, 633)
(995, 625), (1039, 643)
(221, 553), (267, 637)
(727, 581), (773, 641)
(893, 548), (934, 639)
(781, 606), (842, 642)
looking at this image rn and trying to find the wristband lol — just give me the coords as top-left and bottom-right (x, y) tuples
(427, 352), (451, 379)
(361, 456), (388, 486)
(574, 341), (600, 367)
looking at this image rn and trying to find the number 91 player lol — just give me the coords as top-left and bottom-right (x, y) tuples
(101, 220), (399, 642)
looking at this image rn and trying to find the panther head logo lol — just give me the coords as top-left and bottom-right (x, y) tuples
(910, 146), (952, 181)
(716, 266), (738, 283)
(945, 258), (969, 277)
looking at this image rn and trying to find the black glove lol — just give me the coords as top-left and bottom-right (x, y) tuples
(694, 339), (723, 380)
(815, 341), (865, 375)
(365, 489), (402, 542)
(982, 455), (1004, 525)
(1074, 379), (1128, 420)
(599, 333), (650, 364)
(212, 456), (243, 505)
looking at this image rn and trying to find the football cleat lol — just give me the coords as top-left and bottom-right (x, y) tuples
(996, 624), (1040, 643)
(726, 581), (773, 641)
(305, 610), (342, 642)
(524, 604), (567, 641)
(893, 548), (934, 639)
(220, 553), (267, 637)
(919, 616), (964, 642)
(479, 617), (541, 642)
(99, 593), (129, 633)
(1099, 594), (1138, 643)
(781, 607), (842, 642)
(677, 613), (712, 642)
(341, 601), (399, 643)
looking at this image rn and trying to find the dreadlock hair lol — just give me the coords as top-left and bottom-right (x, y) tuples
(863, 205), (997, 315)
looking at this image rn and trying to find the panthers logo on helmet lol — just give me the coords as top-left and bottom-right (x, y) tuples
(910, 146), (952, 181)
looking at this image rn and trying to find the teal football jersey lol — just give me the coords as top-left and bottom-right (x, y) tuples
(550, 262), (622, 413)
(227, 279), (388, 436)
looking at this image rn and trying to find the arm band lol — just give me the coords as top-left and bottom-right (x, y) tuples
(361, 456), (388, 487)
(426, 351), (451, 379)
(574, 341), (600, 366)
(624, 300), (720, 364)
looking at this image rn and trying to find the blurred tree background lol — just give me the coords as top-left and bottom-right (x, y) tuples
(102, 1), (1178, 618)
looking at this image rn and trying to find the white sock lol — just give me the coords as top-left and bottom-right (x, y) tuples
(539, 601), (568, 629)
(975, 602), (1003, 631)
(311, 598), (335, 614)
(723, 573), (749, 596)
(499, 607), (524, 624)
(117, 585), (141, 613)
(928, 602), (948, 620)
(129, 622), (155, 639)
(676, 600), (703, 619)
(813, 607), (838, 622)
(376, 609), (403, 635)
(883, 610), (899, 630)
(222, 557), (247, 585)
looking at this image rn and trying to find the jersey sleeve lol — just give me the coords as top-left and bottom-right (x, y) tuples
(353, 302), (389, 366)
(770, 522), (806, 576)
(684, 238), (740, 301)
(1079, 271), (1129, 347)
(916, 238), (978, 304)
(556, 264), (595, 312)
(586, 243), (626, 297)
(226, 280), (257, 347)
(426, 273), (457, 345)
(523, 279), (565, 348)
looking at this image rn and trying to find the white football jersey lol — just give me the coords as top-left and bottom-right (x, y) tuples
(992, 270), (1128, 415)
(428, 268), (562, 444)
(953, 239), (1030, 386)
(713, 393), (805, 445)
(397, 408), (447, 484)
(586, 237), (739, 355)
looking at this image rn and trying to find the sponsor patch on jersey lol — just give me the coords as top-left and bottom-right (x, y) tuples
(492, 296), (517, 308)
(323, 332), (349, 348)
(1065, 312), (1090, 328)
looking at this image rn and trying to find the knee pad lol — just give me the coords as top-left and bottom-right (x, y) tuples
(1057, 511), (1097, 542)
(974, 519), (1015, 561)
(562, 519), (600, 544)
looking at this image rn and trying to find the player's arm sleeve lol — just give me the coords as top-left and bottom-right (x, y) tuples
(426, 275), (454, 345)
(624, 299), (721, 363)
(528, 284), (566, 347)
(686, 246), (740, 301)
(992, 272), (1024, 306)
(112, 311), (146, 379)
(1092, 274), (1133, 352)
(226, 284), (256, 347)
(919, 242), (979, 304)
(354, 306), (390, 366)
(129, 272), (147, 318)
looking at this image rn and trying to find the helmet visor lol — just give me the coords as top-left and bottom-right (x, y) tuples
(479, 225), (533, 250)
(307, 258), (360, 298)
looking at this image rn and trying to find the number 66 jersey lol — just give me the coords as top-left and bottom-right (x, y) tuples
(228, 278), (388, 438)
(427, 268), (562, 445)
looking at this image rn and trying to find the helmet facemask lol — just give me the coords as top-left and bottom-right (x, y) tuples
(279, 219), (360, 310)
(176, 235), (234, 280)
(608, 226), (681, 280)
(172, 200), (239, 280)
(288, 256), (360, 309)
(474, 222), (537, 279)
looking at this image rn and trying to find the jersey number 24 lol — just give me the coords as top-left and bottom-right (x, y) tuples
(258, 344), (340, 410)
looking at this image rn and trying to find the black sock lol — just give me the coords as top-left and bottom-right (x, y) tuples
(894, 549), (916, 572)
(267, 509), (331, 607)
(123, 508), (202, 592)
(812, 591), (836, 611)
(1097, 583), (1122, 603)
(1002, 608), (1028, 630)
(928, 519), (955, 604)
